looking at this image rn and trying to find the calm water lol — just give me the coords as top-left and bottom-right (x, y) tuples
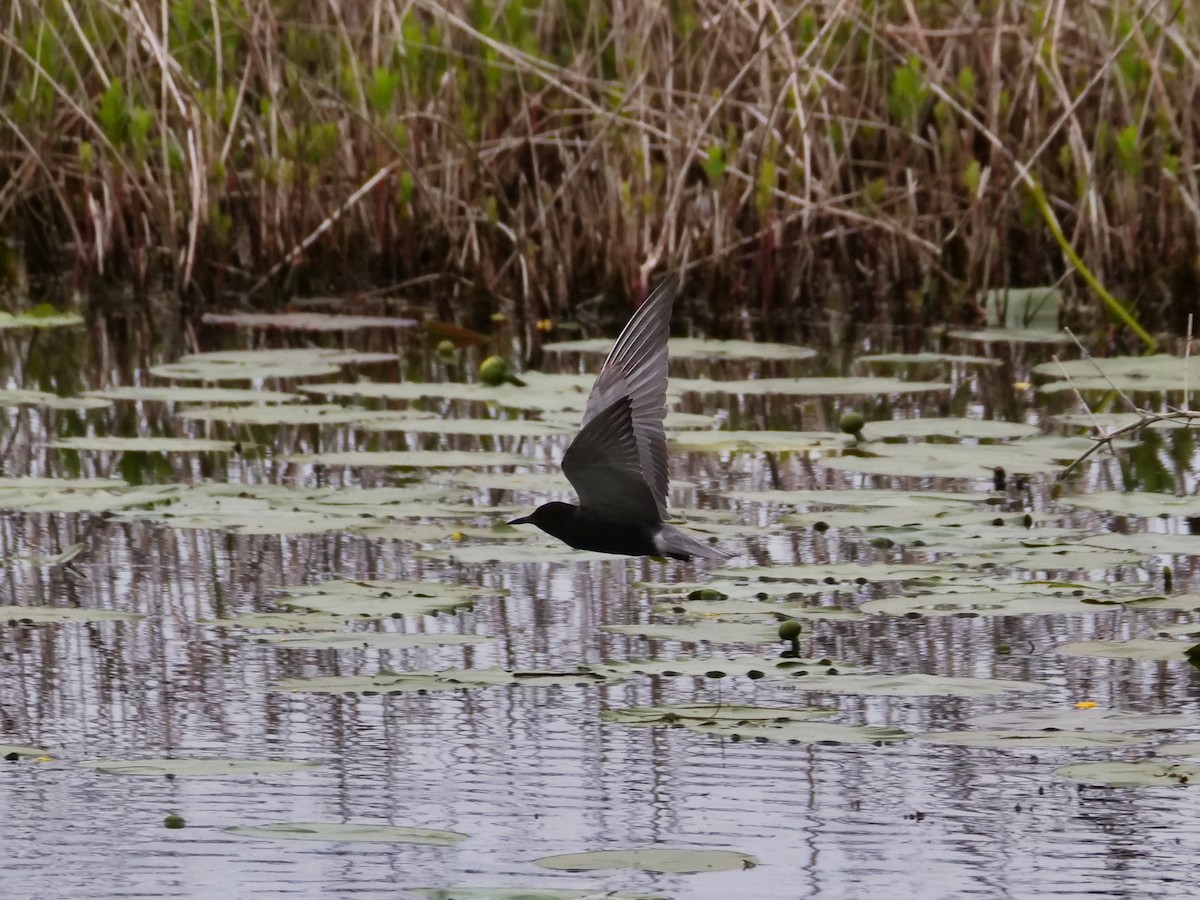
(1, 321), (1198, 900)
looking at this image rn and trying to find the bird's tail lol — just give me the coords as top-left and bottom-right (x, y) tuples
(656, 523), (735, 562)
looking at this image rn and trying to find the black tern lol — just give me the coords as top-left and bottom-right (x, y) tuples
(508, 273), (730, 561)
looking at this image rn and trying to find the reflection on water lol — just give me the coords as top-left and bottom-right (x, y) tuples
(1, 322), (1199, 899)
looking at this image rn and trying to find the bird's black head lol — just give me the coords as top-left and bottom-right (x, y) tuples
(508, 502), (578, 540)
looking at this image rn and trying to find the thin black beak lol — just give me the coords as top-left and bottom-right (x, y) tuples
(508, 516), (531, 525)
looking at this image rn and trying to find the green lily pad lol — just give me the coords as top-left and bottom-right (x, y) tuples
(667, 430), (848, 453)
(272, 667), (611, 695)
(535, 848), (758, 874)
(0, 605), (142, 624)
(916, 730), (1145, 749)
(966, 708), (1199, 733)
(46, 436), (238, 453)
(948, 327), (1073, 345)
(86, 386), (303, 404)
(861, 582), (1138, 618)
(79, 758), (320, 777)
(603, 705), (905, 745)
(603, 704), (836, 725)
(1057, 761), (1200, 787)
(276, 580), (491, 618)
(260, 631), (490, 650)
(0, 744), (50, 757)
(151, 349), (397, 382)
(0, 484), (183, 514)
(281, 450), (527, 468)
(1079, 532), (1200, 556)
(1050, 412), (1192, 432)
(545, 336), (817, 362)
(302, 372), (602, 413)
(360, 413), (572, 437)
(601, 655), (856, 681)
(1159, 742), (1200, 757)
(1059, 491), (1200, 518)
(724, 488), (992, 509)
(858, 352), (1001, 368)
(203, 312), (417, 331)
(0, 389), (111, 411)
(783, 672), (1051, 697)
(602, 621), (783, 644)
(863, 417), (1041, 440)
(178, 404), (371, 426)
(719, 562), (955, 584)
(674, 376), (950, 397)
(823, 436), (1109, 479)
(0, 307), (84, 329)
(1056, 640), (1196, 661)
(226, 822), (464, 843)
(1035, 354), (1200, 394)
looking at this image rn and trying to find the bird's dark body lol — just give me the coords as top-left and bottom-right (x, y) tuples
(516, 502), (670, 558)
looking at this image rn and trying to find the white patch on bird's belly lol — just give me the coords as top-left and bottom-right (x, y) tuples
(651, 529), (672, 556)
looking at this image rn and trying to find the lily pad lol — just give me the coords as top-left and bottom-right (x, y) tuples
(0, 389), (111, 411)
(674, 376), (950, 397)
(545, 336), (817, 362)
(822, 436), (1107, 479)
(535, 848), (758, 874)
(0, 744), (50, 758)
(603, 705), (905, 745)
(79, 758), (320, 777)
(863, 417), (1041, 440)
(916, 730), (1145, 749)
(0, 605), (142, 624)
(667, 430), (848, 453)
(178, 404), (370, 426)
(151, 349), (397, 382)
(1056, 640), (1196, 661)
(602, 621), (783, 644)
(783, 672), (1052, 697)
(272, 667), (611, 695)
(203, 312), (417, 331)
(948, 327), (1073, 345)
(858, 352), (1001, 368)
(86, 386), (302, 404)
(601, 655), (856, 681)
(966, 708), (1199, 733)
(1057, 761), (1200, 787)
(281, 450), (527, 468)
(0, 307), (84, 329)
(1035, 354), (1200, 394)
(1059, 491), (1200, 518)
(226, 822), (465, 843)
(275, 580), (491, 619)
(46, 436), (238, 453)
(0, 484), (183, 514)
(260, 631), (490, 650)
(360, 413), (572, 437)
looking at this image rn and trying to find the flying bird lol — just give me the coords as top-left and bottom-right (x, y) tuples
(509, 273), (731, 561)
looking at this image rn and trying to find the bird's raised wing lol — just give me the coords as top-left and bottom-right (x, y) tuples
(577, 273), (678, 519)
(562, 395), (661, 522)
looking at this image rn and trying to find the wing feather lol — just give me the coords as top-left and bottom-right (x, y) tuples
(562, 396), (660, 522)
(577, 273), (678, 519)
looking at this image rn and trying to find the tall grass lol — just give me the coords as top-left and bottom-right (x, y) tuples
(0, 0), (1196, 343)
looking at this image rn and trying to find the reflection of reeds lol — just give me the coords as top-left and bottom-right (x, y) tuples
(0, 1), (1196, 338)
